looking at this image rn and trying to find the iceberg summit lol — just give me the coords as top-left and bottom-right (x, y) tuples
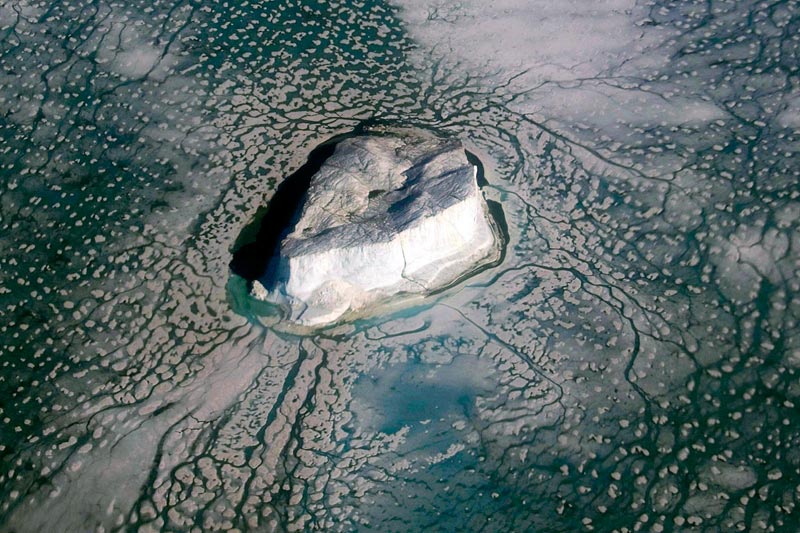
(250, 129), (502, 327)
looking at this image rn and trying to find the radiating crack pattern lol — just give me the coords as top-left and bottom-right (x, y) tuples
(0, 0), (798, 531)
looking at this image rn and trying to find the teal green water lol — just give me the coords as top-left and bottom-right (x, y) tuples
(1, 0), (798, 531)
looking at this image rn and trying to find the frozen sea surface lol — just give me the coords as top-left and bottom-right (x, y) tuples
(0, 0), (798, 531)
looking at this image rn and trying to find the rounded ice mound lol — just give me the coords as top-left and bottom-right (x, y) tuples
(253, 129), (502, 327)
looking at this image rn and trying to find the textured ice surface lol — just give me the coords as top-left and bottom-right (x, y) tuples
(1, 0), (798, 531)
(253, 133), (500, 326)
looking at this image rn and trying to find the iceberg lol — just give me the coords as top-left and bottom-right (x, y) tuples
(252, 129), (501, 327)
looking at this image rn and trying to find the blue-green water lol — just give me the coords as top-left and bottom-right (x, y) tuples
(1, 0), (798, 531)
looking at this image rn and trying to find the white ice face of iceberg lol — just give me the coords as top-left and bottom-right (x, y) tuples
(253, 132), (502, 327)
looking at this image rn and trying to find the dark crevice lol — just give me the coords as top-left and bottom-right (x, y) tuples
(466, 149), (489, 188)
(229, 140), (338, 284)
(467, 149), (509, 266)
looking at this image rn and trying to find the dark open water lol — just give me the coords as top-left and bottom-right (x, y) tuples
(0, 0), (798, 531)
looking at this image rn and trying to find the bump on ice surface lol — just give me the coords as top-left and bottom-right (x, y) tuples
(253, 131), (500, 326)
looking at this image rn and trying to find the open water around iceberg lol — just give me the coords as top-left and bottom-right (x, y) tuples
(1, 0), (798, 531)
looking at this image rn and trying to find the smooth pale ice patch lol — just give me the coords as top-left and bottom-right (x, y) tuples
(509, 84), (724, 128)
(253, 130), (502, 327)
(778, 95), (800, 129)
(392, 0), (670, 82)
(112, 47), (162, 78)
